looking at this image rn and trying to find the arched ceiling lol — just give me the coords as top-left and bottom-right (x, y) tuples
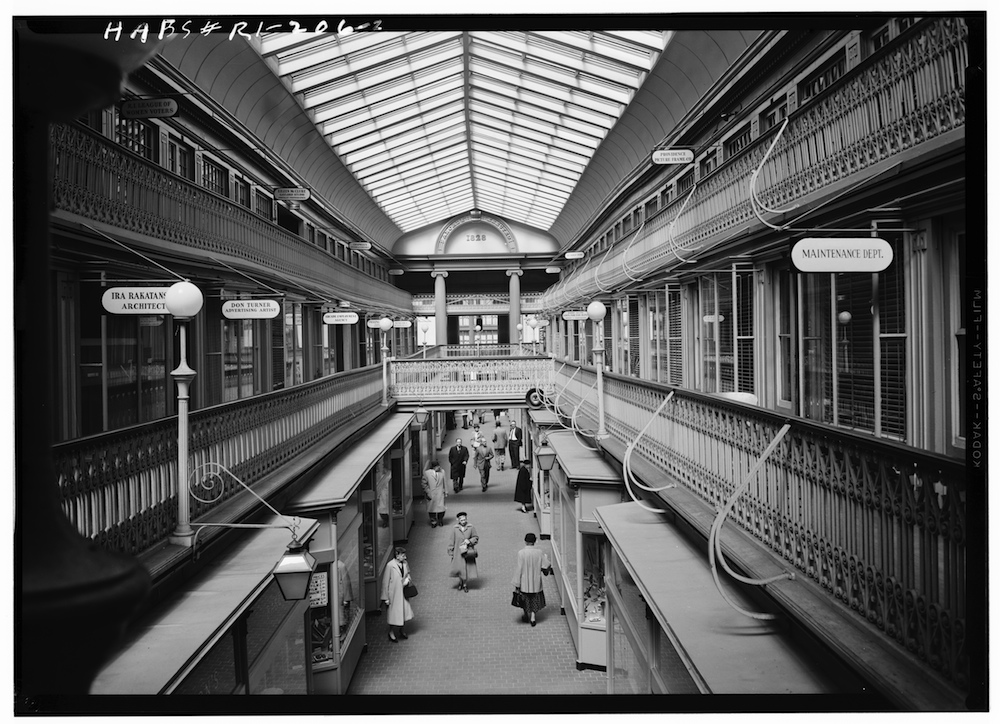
(157, 23), (760, 253)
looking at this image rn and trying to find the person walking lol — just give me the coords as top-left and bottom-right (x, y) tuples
(512, 533), (552, 626)
(470, 423), (486, 450)
(421, 460), (447, 527)
(448, 438), (469, 493)
(492, 421), (509, 471)
(513, 459), (532, 513)
(381, 547), (414, 642)
(447, 512), (479, 593)
(507, 420), (523, 467)
(474, 439), (494, 491)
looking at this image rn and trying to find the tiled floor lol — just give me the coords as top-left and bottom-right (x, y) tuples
(347, 412), (607, 696)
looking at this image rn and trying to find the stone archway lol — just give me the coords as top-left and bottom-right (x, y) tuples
(435, 211), (518, 255)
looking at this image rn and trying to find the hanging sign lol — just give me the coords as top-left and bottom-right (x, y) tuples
(791, 238), (893, 273)
(273, 187), (311, 202)
(652, 148), (694, 165)
(101, 287), (170, 314)
(121, 98), (178, 119)
(222, 299), (281, 319)
(366, 319), (384, 328)
(393, 320), (412, 329)
(561, 310), (590, 321)
(323, 311), (359, 324)
(565, 251), (585, 260)
(349, 241), (372, 251)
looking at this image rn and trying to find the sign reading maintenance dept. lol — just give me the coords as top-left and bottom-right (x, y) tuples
(791, 238), (893, 273)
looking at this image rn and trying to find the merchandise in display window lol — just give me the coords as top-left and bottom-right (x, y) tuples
(361, 499), (376, 580)
(581, 536), (606, 626)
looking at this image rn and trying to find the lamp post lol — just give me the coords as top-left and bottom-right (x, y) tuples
(527, 317), (538, 355)
(419, 319), (429, 359)
(380, 316), (393, 406)
(587, 300), (609, 439)
(166, 280), (204, 546)
(516, 322), (523, 353)
(474, 323), (482, 356)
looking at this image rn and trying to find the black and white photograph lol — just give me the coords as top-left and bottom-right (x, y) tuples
(10, 6), (988, 716)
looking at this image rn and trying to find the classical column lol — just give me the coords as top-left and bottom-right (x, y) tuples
(507, 269), (523, 343)
(431, 270), (448, 344)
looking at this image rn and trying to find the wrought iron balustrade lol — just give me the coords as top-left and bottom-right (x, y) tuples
(51, 367), (382, 558)
(390, 355), (552, 402)
(550, 360), (967, 692)
(48, 123), (411, 310)
(547, 17), (968, 308)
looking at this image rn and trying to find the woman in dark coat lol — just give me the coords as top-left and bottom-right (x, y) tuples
(513, 459), (532, 513)
(512, 533), (552, 626)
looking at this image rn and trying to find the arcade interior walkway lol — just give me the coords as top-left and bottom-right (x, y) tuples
(346, 411), (608, 697)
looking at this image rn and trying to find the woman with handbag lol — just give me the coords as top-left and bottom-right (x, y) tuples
(511, 532), (552, 626)
(447, 512), (480, 593)
(380, 547), (414, 642)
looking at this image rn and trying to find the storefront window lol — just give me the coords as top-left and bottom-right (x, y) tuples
(797, 237), (906, 439)
(173, 630), (241, 695)
(337, 539), (361, 641)
(223, 317), (256, 401)
(581, 536), (606, 626)
(104, 312), (169, 432)
(562, 490), (577, 595)
(361, 497), (376, 580)
(284, 302), (304, 387)
(308, 566), (334, 667)
(609, 549), (644, 629)
(699, 272), (754, 395)
(610, 611), (646, 694)
(654, 626), (701, 694)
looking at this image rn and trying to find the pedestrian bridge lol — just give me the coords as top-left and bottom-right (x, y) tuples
(391, 345), (552, 412)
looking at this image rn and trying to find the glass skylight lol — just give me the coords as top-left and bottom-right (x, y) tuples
(256, 29), (671, 232)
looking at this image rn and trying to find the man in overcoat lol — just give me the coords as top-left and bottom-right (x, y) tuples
(448, 438), (470, 492)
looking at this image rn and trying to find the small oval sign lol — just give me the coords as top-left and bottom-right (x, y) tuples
(274, 187), (311, 201)
(323, 311), (360, 325)
(102, 287), (170, 314)
(791, 238), (894, 273)
(393, 320), (412, 329)
(562, 310), (590, 321)
(222, 299), (282, 319)
(652, 148), (694, 165)
(349, 241), (372, 251)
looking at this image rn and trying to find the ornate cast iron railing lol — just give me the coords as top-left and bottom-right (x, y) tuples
(48, 122), (412, 310)
(390, 355), (552, 401)
(545, 17), (968, 308)
(550, 360), (967, 692)
(51, 367), (382, 557)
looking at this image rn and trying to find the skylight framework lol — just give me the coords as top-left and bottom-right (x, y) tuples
(256, 29), (671, 232)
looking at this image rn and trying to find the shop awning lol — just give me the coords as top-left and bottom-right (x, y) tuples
(527, 408), (561, 427)
(91, 515), (319, 695)
(286, 412), (414, 513)
(594, 502), (836, 694)
(545, 429), (620, 483)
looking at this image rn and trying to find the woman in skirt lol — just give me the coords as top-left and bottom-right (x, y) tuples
(511, 532), (552, 626)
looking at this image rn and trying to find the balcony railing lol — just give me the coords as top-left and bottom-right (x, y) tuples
(544, 16), (968, 308)
(549, 360), (967, 694)
(48, 123), (412, 311)
(391, 354), (551, 403)
(52, 367), (382, 557)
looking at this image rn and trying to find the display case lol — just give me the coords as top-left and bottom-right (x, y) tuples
(390, 431), (413, 542)
(545, 430), (623, 671)
(527, 409), (560, 538)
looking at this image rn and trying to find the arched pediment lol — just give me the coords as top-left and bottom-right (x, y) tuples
(436, 212), (517, 255)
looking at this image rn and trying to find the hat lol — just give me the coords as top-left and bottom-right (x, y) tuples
(524, 532), (536, 543)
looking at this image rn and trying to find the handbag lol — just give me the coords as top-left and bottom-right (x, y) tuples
(510, 590), (523, 607)
(462, 544), (478, 561)
(403, 583), (418, 599)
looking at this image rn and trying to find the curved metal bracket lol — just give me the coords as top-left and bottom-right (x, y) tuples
(667, 184), (698, 263)
(621, 221), (646, 282)
(749, 118), (800, 230)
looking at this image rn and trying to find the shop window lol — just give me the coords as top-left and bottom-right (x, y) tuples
(776, 268), (794, 405)
(284, 302), (304, 388)
(759, 96), (788, 134)
(235, 178), (251, 209)
(166, 136), (193, 180)
(610, 614), (646, 694)
(315, 323), (337, 377)
(254, 189), (273, 220)
(114, 113), (157, 161)
(582, 536), (606, 626)
(796, 238), (907, 439)
(798, 50), (847, 105)
(677, 169), (694, 195)
(699, 271), (754, 395)
(222, 317), (258, 401)
(953, 232), (966, 441)
(172, 629), (242, 694)
(725, 123), (753, 158)
(77, 108), (103, 132)
(202, 156), (229, 196)
(644, 197), (658, 218)
(660, 185), (674, 208)
(699, 148), (718, 177)
(104, 311), (170, 433)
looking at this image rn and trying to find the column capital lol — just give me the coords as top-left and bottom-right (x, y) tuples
(431, 270), (449, 279)
(506, 269), (523, 277)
